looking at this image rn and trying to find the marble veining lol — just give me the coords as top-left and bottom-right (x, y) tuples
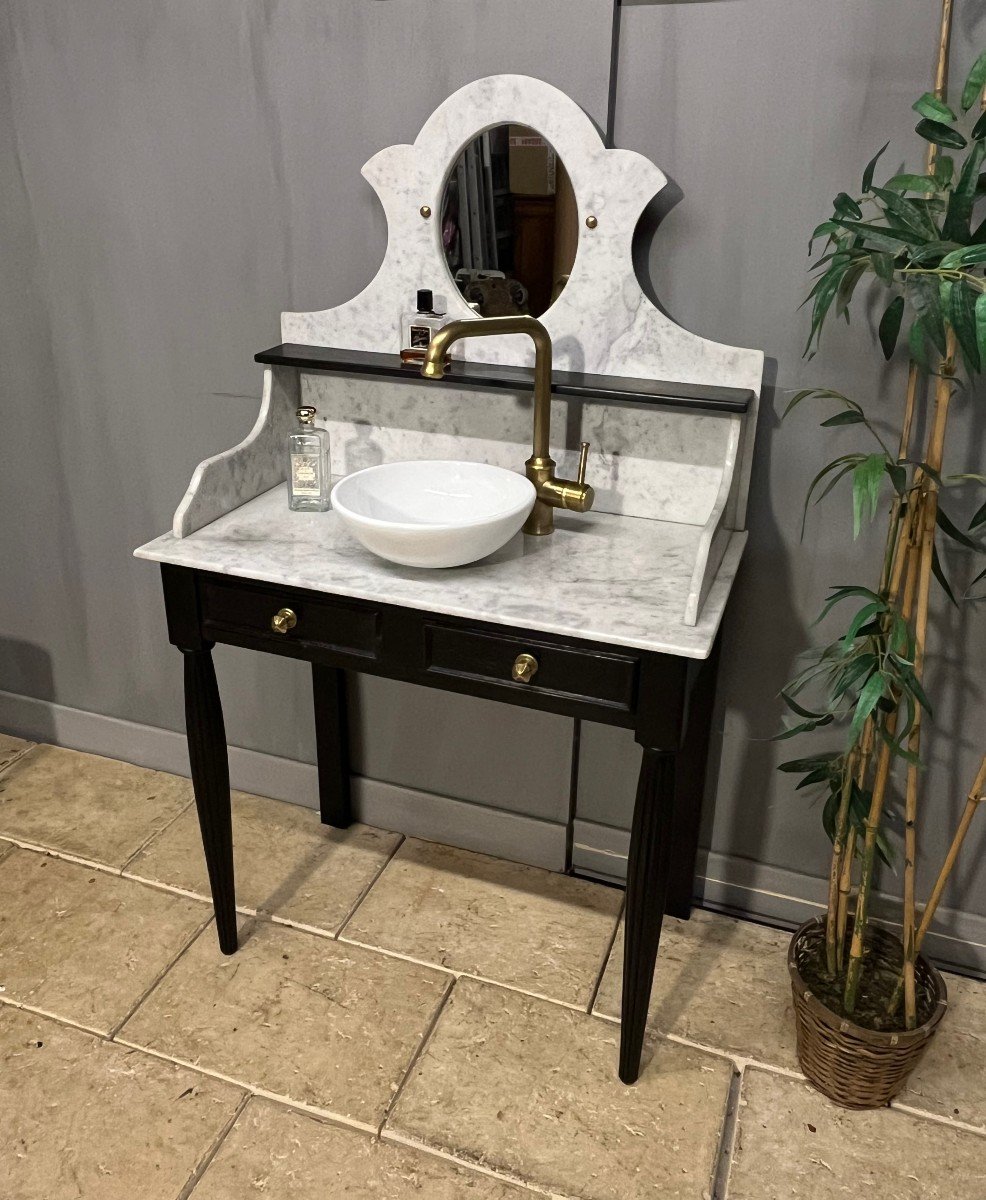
(302, 375), (734, 526)
(137, 484), (745, 659)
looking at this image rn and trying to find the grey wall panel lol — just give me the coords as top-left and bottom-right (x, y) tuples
(0, 1), (614, 827)
(577, 2), (986, 933)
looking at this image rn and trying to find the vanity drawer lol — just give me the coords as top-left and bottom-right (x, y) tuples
(423, 623), (638, 714)
(200, 577), (380, 659)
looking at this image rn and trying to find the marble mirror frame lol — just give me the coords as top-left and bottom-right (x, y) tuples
(282, 74), (763, 524)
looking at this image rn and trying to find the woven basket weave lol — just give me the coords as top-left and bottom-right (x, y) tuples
(788, 917), (947, 1109)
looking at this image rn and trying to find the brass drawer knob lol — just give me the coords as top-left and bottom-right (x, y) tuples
(511, 652), (538, 683)
(271, 607), (297, 634)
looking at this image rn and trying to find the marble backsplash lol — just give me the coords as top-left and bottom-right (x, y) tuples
(301, 373), (735, 527)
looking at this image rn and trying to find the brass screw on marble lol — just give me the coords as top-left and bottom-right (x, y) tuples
(585, 215), (598, 229)
(420, 205), (432, 219)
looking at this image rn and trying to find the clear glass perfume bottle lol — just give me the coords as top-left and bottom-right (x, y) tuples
(287, 406), (331, 512)
(400, 288), (447, 364)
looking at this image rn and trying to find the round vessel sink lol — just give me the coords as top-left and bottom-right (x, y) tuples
(330, 460), (536, 568)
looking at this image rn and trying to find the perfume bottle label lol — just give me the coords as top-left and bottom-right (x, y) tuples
(409, 323), (432, 348)
(290, 452), (322, 496)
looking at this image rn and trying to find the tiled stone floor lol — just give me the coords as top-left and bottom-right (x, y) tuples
(0, 736), (984, 1198)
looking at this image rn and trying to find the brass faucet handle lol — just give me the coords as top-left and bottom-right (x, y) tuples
(577, 442), (590, 486)
(271, 607), (298, 634)
(511, 653), (539, 683)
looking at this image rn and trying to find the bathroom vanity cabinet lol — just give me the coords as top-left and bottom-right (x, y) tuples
(135, 74), (763, 1083)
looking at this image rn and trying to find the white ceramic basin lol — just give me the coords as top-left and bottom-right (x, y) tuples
(330, 460), (536, 568)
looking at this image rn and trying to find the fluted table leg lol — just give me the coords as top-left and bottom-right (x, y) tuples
(619, 747), (676, 1084)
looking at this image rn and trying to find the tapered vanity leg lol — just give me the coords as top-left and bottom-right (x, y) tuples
(182, 646), (237, 954)
(620, 748), (676, 1085)
(312, 664), (352, 828)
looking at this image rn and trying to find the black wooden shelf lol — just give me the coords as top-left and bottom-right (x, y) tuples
(255, 343), (752, 415)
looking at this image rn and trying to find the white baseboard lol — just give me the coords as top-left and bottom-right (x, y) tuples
(3, 688), (984, 976)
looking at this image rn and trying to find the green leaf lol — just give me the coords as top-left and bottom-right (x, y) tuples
(971, 499), (986, 531)
(796, 767), (835, 790)
(872, 186), (939, 239)
(809, 220), (841, 253)
(871, 251), (895, 283)
(935, 155), (955, 187)
(884, 173), (939, 194)
(939, 244), (986, 268)
(878, 295), (905, 359)
(835, 260), (868, 318)
(909, 239), (963, 264)
(815, 585), (883, 624)
(843, 601), (886, 647)
(831, 219), (913, 255)
(909, 316), (930, 368)
(942, 138), (986, 242)
(779, 753), (842, 774)
(834, 191), (863, 220)
(909, 276), (947, 354)
(915, 118), (968, 150)
(976, 292), (986, 371)
(913, 92), (957, 123)
(850, 672), (886, 742)
(937, 506), (982, 550)
(803, 264), (848, 356)
(949, 281), (981, 373)
(973, 109), (986, 141)
(886, 461), (907, 495)
(820, 410), (867, 428)
(969, 564), (986, 593)
(862, 140), (890, 192)
(961, 50), (986, 112)
(931, 541), (958, 606)
(800, 454), (866, 537)
(851, 453), (886, 538)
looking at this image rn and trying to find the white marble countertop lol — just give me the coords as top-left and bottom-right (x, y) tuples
(134, 484), (745, 658)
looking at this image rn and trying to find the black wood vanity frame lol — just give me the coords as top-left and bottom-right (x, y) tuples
(161, 561), (719, 1086)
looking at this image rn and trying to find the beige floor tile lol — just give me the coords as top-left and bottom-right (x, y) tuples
(728, 1068), (986, 1199)
(594, 909), (798, 1070)
(194, 1097), (527, 1198)
(0, 848), (210, 1033)
(390, 976), (732, 1200)
(0, 733), (34, 772)
(343, 838), (622, 1006)
(899, 971), (986, 1128)
(129, 791), (401, 932)
(120, 918), (449, 1126)
(0, 744), (193, 867)
(0, 1005), (244, 1200)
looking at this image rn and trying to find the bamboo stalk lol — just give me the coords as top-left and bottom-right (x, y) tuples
(915, 756), (986, 948)
(826, 752), (857, 974)
(887, 755), (986, 1020)
(842, 460), (929, 1013)
(837, 826), (856, 971)
(901, 333), (955, 1025)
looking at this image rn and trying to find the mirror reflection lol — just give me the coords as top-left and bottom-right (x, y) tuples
(440, 125), (576, 319)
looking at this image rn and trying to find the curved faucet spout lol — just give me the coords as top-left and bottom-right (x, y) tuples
(420, 315), (593, 535)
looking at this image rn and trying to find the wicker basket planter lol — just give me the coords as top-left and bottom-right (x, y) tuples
(788, 917), (948, 1109)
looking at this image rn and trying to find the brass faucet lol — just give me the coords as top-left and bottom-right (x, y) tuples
(420, 315), (594, 535)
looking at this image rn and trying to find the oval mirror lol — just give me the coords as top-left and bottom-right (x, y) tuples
(440, 125), (576, 319)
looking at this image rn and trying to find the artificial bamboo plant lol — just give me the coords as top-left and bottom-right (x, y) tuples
(780, 46), (986, 1032)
